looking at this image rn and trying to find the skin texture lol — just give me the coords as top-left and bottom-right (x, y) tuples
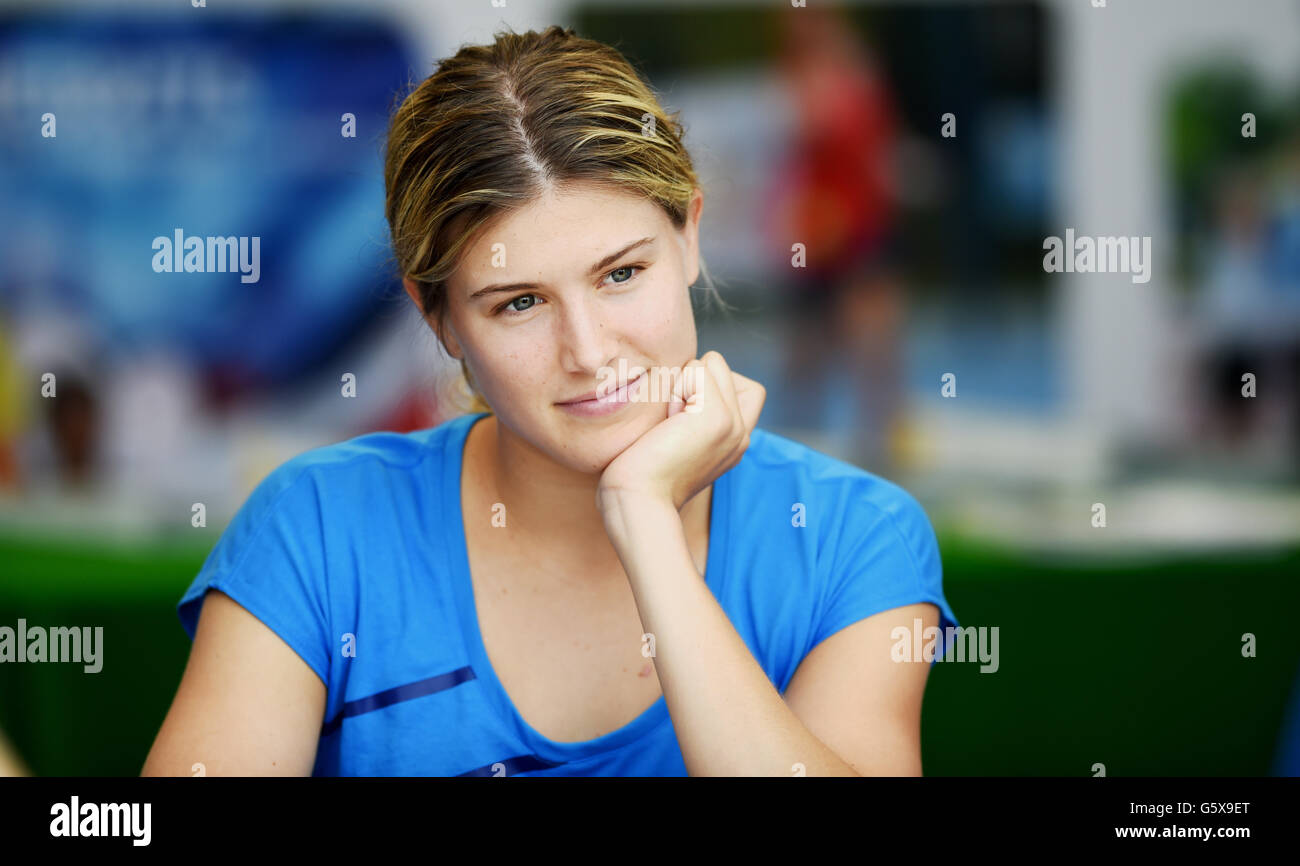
(142, 179), (938, 776)
(431, 180), (705, 476)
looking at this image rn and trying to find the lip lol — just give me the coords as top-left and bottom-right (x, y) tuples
(556, 372), (645, 417)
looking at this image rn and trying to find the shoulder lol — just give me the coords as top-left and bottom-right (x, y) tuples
(734, 426), (934, 536)
(242, 413), (472, 512)
(178, 414), (477, 645)
(720, 427), (955, 676)
(199, 413), (474, 569)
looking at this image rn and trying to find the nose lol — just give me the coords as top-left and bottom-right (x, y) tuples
(557, 292), (618, 376)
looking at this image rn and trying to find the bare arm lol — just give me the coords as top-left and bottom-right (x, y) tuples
(602, 490), (863, 775)
(141, 589), (326, 776)
(782, 602), (938, 776)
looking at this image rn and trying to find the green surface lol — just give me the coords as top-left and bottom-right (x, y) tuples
(1, 530), (1297, 776)
(0, 532), (208, 776)
(922, 539), (1300, 775)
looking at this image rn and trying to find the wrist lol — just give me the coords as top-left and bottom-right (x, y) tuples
(597, 484), (680, 543)
(596, 482), (674, 518)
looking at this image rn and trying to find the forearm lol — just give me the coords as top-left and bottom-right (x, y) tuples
(600, 488), (859, 776)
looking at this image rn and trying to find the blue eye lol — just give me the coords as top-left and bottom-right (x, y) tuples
(494, 265), (644, 317)
(603, 264), (646, 287)
(499, 293), (539, 315)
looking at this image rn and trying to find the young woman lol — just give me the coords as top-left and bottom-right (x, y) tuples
(142, 25), (958, 777)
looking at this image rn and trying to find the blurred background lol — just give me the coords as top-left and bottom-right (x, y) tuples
(1, 0), (1298, 777)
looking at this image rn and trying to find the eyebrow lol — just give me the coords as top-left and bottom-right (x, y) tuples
(467, 236), (656, 301)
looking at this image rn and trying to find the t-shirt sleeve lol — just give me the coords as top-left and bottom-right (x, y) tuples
(812, 481), (958, 656)
(176, 460), (332, 686)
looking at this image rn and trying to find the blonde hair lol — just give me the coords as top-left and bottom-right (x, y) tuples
(383, 24), (729, 416)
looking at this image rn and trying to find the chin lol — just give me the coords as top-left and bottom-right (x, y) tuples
(549, 403), (663, 473)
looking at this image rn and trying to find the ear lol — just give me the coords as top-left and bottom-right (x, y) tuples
(403, 277), (463, 360)
(683, 187), (704, 287)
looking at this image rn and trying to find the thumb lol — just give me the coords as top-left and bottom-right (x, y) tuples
(667, 368), (687, 418)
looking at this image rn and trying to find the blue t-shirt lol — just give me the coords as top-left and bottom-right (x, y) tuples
(177, 411), (959, 776)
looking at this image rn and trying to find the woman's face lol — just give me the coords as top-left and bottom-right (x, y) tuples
(411, 180), (704, 474)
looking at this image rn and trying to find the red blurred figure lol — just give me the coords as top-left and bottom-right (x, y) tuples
(766, 7), (906, 474)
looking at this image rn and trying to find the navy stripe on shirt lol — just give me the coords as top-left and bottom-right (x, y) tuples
(320, 665), (478, 737)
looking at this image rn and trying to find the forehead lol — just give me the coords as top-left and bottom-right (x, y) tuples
(455, 182), (669, 280)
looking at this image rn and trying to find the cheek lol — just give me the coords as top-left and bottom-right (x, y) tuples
(467, 333), (549, 396)
(627, 274), (692, 343)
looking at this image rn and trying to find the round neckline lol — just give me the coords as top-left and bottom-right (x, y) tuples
(440, 411), (731, 764)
